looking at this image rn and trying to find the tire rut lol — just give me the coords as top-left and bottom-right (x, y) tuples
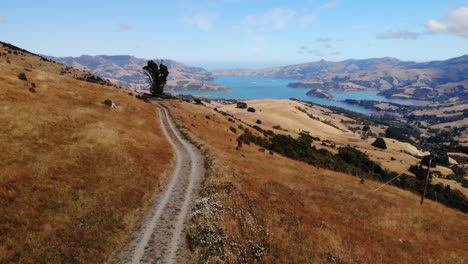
(115, 102), (203, 264)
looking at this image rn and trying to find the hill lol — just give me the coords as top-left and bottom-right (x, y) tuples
(0, 42), (173, 263)
(212, 56), (468, 101)
(47, 55), (230, 92)
(167, 100), (468, 263)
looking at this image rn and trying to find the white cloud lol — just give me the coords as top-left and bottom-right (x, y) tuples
(117, 23), (132, 31)
(316, 37), (332, 43)
(0, 16), (7, 23)
(320, 0), (339, 9)
(424, 7), (468, 37)
(376, 30), (420, 40)
(181, 11), (217, 32)
(242, 8), (297, 30)
(299, 14), (316, 27)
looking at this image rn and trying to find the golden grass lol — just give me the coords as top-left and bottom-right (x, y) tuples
(171, 101), (468, 264)
(0, 53), (173, 263)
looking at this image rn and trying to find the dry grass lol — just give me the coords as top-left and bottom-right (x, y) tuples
(171, 101), (468, 264)
(0, 50), (173, 263)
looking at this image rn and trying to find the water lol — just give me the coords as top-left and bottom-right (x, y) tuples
(176, 76), (425, 114)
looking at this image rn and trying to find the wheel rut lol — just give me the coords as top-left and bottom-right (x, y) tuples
(115, 102), (203, 264)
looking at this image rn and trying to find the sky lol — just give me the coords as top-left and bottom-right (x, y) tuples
(1, 0), (468, 69)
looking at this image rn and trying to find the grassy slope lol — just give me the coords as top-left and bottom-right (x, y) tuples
(170, 101), (467, 264)
(0, 47), (173, 263)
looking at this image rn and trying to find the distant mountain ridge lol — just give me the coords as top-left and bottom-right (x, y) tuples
(212, 56), (468, 101)
(46, 55), (230, 92)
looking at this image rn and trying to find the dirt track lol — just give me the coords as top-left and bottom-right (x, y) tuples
(116, 102), (203, 263)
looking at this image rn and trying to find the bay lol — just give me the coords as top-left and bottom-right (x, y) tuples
(175, 76), (425, 114)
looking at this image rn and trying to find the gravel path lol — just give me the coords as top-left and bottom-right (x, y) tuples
(115, 102), (203, 264)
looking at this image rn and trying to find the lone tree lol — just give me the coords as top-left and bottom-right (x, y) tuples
(371, 137), (387, 149)
(143, 60), (169, 95)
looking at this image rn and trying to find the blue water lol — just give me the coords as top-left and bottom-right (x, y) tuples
(176, 76), (424, 114)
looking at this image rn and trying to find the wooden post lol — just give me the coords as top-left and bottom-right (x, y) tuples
(420, 155), (432, 205)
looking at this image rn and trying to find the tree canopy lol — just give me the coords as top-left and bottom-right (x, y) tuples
(143, 60), (169, 95)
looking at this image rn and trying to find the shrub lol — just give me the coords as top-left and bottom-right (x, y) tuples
(194, 98), (202, 104)
(385, 126), (413, 143)
(18, 73), (27, 81)
(256, 120), (262, 124)
(229, 126), (237, 133)
(421, 152), (449, 167)
(371, 138), (387, 149)
(103, 99), (113, 107)
(252, 125), (263, 132)
(247, 107), (256, 112)
(236, 102), (247, 109)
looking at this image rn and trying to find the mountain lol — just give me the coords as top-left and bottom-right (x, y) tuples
(212, 56), (468, 101)
(46, 55), (230, 92)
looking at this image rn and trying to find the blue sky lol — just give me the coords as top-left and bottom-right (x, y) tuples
(1, 0), (468, 69)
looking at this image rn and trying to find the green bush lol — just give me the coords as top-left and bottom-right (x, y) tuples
(18, 73), (27, 81)
(247, 107), (256, 112)
(236, 102), (247, 109)
(371, 138), (387, 149)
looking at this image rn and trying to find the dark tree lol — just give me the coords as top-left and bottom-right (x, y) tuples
(236, 102), (247, 109)
(143, 60), (169, 95)
(371, 137), (387, 149)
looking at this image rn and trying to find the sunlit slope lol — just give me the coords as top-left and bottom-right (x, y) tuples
(170, 101), (467, 264)
(0, 43), (173, 263)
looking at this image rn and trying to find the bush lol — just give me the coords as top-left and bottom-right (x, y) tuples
(371, 138), (387, 149)
(247, 107), (256, 112)
(385, 126), (413, 143)
(421, 152), (449, 167)
(18, 73), (27, 81)
(256, 120), (262, 124)
(194, 98), (202, 104)
(229, 126), (237, 133)
(236, 102), (247, 109)
(103, 99), (113, 107)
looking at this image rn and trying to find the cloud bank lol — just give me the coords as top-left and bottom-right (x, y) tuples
(425, 7), (468, 37)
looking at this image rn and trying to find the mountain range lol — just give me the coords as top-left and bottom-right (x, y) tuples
(46, 55), (230, 92)
(48, 54), (468, 101)
(213, 56), (468, 101)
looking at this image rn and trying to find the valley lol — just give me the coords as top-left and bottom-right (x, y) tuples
(1, 40), (467, 264)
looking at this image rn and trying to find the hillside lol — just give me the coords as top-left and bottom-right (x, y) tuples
(212, 56), (468, 101)
(167, 100), (468, 263)
(0, 42), (174, 263)
(47, 55), (230, 92)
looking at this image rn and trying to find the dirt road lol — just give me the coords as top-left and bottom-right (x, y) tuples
(116, 102), (203, 263)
